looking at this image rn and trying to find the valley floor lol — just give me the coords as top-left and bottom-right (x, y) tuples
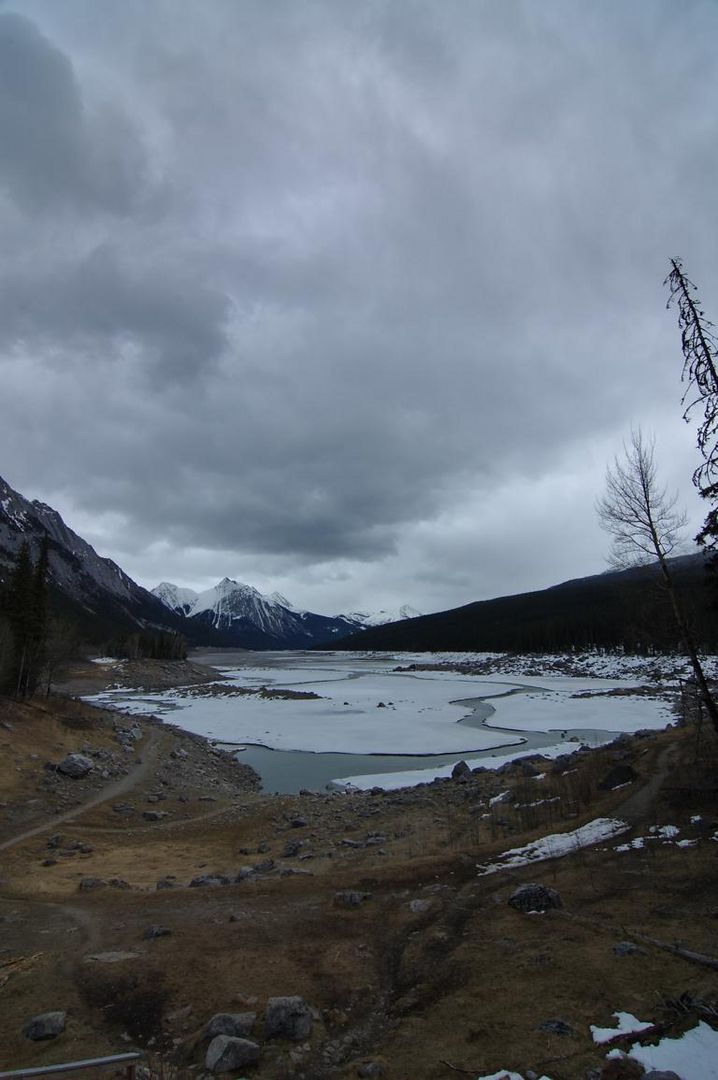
(0, 654), (717, 1080)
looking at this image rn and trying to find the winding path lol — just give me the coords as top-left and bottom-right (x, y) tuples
(0, 727), (164, 854)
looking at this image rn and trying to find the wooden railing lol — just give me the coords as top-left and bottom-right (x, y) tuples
(0, 1051), (144, 1079)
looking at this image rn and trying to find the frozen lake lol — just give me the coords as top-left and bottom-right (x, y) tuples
(87, 650), (674, 792)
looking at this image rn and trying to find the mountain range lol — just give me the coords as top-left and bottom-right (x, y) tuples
(0, 473), (419, 650)
(151, 579), (421, 650)
(4, 469), (717, 657)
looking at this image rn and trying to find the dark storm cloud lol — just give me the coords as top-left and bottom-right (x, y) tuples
(0, 11), (145, 214)
(2, 0), (718, 611)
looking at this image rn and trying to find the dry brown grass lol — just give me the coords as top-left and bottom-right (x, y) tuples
(1, 698), (717, 1078)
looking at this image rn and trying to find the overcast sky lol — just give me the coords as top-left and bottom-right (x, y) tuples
(2, 1), (718, 616)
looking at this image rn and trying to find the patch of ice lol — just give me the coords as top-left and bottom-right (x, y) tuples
(477, 817), (629, 876)
(676, 838), (698, 848)
(650, 824), (680, 838)
(476, 1072), (553, 1080)
(591, 1011), (654, 1044)
(615, 837), (646, 852)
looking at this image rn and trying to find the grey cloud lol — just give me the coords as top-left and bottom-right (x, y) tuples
(0, 243), (230, 379)
(0, 11), (145, 214)
(2, 1), (718, 612)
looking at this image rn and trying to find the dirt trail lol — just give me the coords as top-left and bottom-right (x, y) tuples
(614, 741), (679, 826)
(0, 727), (164, 854)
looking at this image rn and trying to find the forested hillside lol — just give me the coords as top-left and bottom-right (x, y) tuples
(326, 555), (718, 654)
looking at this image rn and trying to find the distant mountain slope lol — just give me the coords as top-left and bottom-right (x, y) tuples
(152, 579), (423, 650)
(323, 555), (718, 654)
(152, 577), (362, 649)
(0, 474), (212, 645)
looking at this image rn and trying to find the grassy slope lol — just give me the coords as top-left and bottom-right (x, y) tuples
(0, 671), (717, 1079)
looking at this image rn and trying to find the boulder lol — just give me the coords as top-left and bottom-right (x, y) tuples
(264, 995), (313, 1041)
(78, 877), (107, 891)
(57, 754), (93, 779)
(613, 941), (647, 957)
(205, 1012), (256, 1039)
(333, 890), (371, 909)
(23, 1011), (66, 1040)
(205, 1034), (260, 1072)
(143, 926), (172, 940)
(189, 874), (231, 888)
(599, 764), (638, 790)
(451, 760), (472, 780)
(508, 883), (562, 914)
(539, 1018), (574, 1037)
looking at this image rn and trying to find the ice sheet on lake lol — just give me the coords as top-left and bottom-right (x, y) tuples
(332, 741), (581, 790)
(86, 654), (673, 758)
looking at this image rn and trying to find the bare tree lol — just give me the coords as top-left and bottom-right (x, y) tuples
(597, 429), (718, 733)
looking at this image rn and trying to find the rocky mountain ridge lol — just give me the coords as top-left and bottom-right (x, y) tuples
(152, 578), (422, 650)
(0, 474), (195, 645)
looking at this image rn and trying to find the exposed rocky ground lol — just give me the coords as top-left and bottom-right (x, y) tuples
(1, 658), (717, 1080)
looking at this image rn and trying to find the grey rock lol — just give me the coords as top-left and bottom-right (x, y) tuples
(539, 1018), (574, 1037)
(451, 760), (472, 780)
(57, 754), (93, 779)
(189, 874), (231, 888)
(508, 883), (562, 913)
(78, 877), (107, 891)
(613, 941), (647, 957)
(340, 838), (362, 849)
(365, 833), (386, 846)
(112, 803), (134, 814)
(409, 899), (431, 914)
(358, 1064), (384, 1078)
(205, 1034), (260, 1072)
(142, 810), (167, 821)
(23, 1011), (66, 1040)
(156, 877), (177, 890)
(333, 890), (371, 909)
(108, 878), (130, 890)
(265, 995), (313, 1041)
(290, 817), (307, 828)
(143, 926), (172, 939)
(236, 866), (257, 881)
(282, 838), (303, 858)
(205, 1012), (256, 1039)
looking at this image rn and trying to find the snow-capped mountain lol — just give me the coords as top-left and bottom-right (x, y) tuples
(341, 605), (422, 628)
(152, 582), (200, 616)
(152, 578), (421, 649)
(0, 474), (197, 643)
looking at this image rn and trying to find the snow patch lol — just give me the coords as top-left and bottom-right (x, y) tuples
(477, 818), (629, 876)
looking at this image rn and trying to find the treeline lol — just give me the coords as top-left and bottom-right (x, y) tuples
(327, 556), (718, 655)
(0, 540), (187, 696)
(107, 630), (187, 661)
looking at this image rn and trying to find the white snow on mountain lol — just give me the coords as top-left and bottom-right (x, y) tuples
(341, 604), (422, 627)
(153, 577), (420, 634)
(152, 582), (199, 615)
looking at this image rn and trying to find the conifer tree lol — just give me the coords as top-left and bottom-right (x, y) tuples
(666, 258), (718, 555)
